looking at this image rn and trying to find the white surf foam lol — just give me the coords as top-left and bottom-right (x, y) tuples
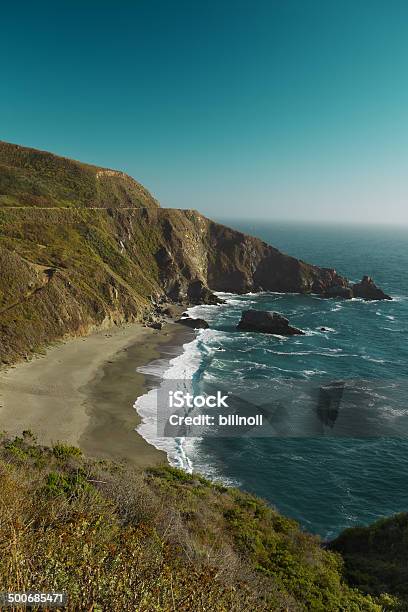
(134, 331), (203, 473)
(302, 369), (327, 377)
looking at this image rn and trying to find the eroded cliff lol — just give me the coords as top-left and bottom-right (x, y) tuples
(0, 142), (377, 364)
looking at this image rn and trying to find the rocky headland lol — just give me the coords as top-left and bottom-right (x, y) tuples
(352, 275), (392, 300)
(0, 141), (404, 611)
(0, 141), (390, 365)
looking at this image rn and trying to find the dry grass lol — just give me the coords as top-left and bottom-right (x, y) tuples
(0, 433), (385, 611)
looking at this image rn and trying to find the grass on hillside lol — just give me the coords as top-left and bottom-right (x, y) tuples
(0, 207), (164, 363)
(0, 432), (393, 611)
(331, 514), (408, 610)
(0, 141), (158, 210)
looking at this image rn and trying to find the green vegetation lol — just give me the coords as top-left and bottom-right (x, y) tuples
(0, 141), (404, 610)
(0, 202), (214, 363)
(0, 434), (386, 611)
(0, 205), (165, 362)
(52, 442), (83, 460)
(0, 143), (212, 364)
(0, 140), (159, 209)
(0, 140), (341, 365)
(331, 514), (408, 610)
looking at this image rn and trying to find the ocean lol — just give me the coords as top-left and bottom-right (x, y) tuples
(135, 221), (408, 539)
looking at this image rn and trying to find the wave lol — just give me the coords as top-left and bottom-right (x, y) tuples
(376, 311), (396, 321)
(135, 388), (194, 472)
(360, 355), (387, 364)
(263, 347), (343, 357)
(134, 280), (407, 494)
(185, 303), (222, 320)
(304, 329), (325, 336)
(302, 369), (328, 377)
(134, 334), (202, 473)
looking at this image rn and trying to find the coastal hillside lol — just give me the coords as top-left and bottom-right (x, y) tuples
(0, 145), (404, 611)
(0, 432), (387, 611)
(0, 141), (160, 210)
(330, 514), (408, 607)
(0, 142), (348, 364)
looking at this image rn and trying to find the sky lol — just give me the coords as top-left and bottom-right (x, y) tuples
(2, 0), (408, 224)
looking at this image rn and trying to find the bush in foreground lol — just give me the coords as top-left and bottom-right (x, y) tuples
(0, 433), (390, 611)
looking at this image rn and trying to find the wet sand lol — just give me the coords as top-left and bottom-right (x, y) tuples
(0, 321), (191, 467)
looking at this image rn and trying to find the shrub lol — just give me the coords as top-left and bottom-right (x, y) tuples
(0, 435), (386, 611)
(52, 443), (83, 460)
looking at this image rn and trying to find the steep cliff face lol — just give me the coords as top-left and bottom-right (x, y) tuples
(147, 208), (349, 299)
(0, 205), (349, 363)
(0, 207), (162, 362)
(0, 142), (357, 363)
(205, 218), (347, 294)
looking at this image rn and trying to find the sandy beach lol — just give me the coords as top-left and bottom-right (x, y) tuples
(0, 321), (191, 467)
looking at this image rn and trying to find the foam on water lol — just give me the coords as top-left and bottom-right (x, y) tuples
(134, 331), (203, 472)
(133, 222), (408, 536)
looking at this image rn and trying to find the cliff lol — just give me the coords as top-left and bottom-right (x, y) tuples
(0, 146), (402, 610)
(0, 142), (367, 364)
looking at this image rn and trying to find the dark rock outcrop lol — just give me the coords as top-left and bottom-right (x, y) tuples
(145, 321), (163, 330)
(237, 310), (304, 335)
(175, 316), (209, 329)
(204, 220), (350, 296)
(323, 285), (354, 299)
(187, 279), (223, 305)
(352, 276), (392, 300)
(151, 208), (353, 304)
(321, 276), (391, 301)
(159, 304), (184, 319)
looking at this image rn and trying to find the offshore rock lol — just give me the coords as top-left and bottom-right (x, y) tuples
(237, 310), (304, 335)
(352, 276), (392, 300)
(175, 316), (209, 329)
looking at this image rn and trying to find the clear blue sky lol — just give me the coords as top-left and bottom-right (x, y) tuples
(2, 0), (408, 224)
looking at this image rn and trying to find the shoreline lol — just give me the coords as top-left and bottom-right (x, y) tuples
(0, 320), (192, 468)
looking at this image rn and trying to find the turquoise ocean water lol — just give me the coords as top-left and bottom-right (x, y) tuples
(137, 222), (408, 538)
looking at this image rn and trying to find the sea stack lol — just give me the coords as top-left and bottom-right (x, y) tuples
(352, 276), (392, 300)
(322, 276), (391, 300)
(237, 310), (305, 335)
